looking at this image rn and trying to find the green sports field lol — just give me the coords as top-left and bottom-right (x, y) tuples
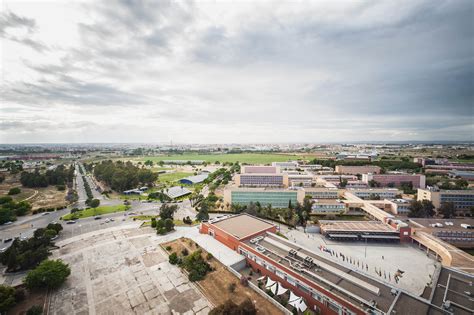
(136, 153), (308, 164)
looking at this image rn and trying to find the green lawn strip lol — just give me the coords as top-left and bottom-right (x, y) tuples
(62, 205), (128, 220)
(157, 172), (193, 183)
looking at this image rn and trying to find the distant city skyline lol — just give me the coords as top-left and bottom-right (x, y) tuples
(1, 0), (473, 144)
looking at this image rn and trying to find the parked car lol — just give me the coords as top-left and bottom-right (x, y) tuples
(94, 216), (102, 220)
(66, 220), (77, 224)
(3, 238), (13, 243)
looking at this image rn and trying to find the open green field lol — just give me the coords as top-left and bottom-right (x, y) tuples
(136, 153), (307, 164)
(62, 205), (128, 220)
(157, 172), (193, 183)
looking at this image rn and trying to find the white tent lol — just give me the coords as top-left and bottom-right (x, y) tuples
(297, 299), (307, 312)
(257, 276), (266, 282)
(289, 291), (300, 303)
(270, 283), (278, 295)
(265, 278), (276, 289)
(276, 282), (288, 296)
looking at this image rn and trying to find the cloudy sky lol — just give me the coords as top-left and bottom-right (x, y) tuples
(1, 0), (473, 144)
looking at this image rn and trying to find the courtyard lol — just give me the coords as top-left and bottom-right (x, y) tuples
(48, 226), (212, 315)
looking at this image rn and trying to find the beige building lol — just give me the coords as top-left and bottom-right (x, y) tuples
(335, 165), (381, 175)
(417, 188), (474, 216)
(223, 187), (305, 209)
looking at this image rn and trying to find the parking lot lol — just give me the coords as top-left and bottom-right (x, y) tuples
(49, 226), (211, 315)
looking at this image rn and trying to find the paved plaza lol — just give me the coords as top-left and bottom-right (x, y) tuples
(49, 225), (212, 315)
(281, 226), (441, 296)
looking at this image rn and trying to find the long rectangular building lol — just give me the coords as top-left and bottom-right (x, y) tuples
(200, 214), (472, 315)
(335, 165), (381, 175)
(362, 173), (426, 189)
(224, 187), (305, 208)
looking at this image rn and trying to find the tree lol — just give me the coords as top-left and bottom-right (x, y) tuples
(196, 202), (210, 221)
(164, 218), (174, 232)
(8, 187), (21, 195)
(420, 200), (435, 218)
(24, 259), (71, 290)
(89, 199), (100, 208)
(210, 298), (256, 315)
(439, 202), (456, 218)
(408, 200), (423, 218)
(26, 305), (43, 315)
(159, 204), (177, 220)
(0, 285), (16, 313)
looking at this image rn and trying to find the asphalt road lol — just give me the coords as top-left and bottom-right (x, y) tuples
(0, 198), (197, 250)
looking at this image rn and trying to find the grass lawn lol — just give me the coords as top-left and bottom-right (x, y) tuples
(62, 205), (128, 220)
(136, 153), (307, 164)
(157, 172), (193, 183)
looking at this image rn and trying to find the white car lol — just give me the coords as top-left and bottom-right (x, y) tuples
(105, 218), (110, 223)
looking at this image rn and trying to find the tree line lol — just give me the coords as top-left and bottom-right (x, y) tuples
(92, 160), (158, 191)
(20, 165), (74, 188)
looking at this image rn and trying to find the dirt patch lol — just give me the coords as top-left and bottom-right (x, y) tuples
(7, 288), (46, 315)
(161, 238), (283, 315)
(29, 187), (67, 210)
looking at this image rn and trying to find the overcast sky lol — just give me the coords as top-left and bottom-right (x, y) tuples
(1, 0), (473, 144)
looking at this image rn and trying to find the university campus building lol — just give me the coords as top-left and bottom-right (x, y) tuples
(223, 187), (305, 208)
(335, 165), (382, 175)
(417, 188), (474, 216)
(199, 214), (473, 315)
(362, 173), (426, 189)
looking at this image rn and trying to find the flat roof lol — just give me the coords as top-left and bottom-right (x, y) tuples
(244, 233), (398, 313)
(320, 220), (396, 233)
(164, 186), (192, 199)
(210, 214), (275, 239)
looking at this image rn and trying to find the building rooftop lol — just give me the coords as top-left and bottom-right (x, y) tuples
(210, 214), (275, 240)
(164, 186), (192, 199)
(319, 221), (396, 234)
(244, 233), (399, 313)
(179, 173), (209, 184)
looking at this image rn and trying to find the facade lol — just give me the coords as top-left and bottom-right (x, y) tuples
(286, 173), (314, 187)
(241, 165), (278, 174)
(347, 188), (402, 200)
(224, 187), (305, 208)
(384, 199), (411, 215)
(417, 188), (474, 216)
(362, 173), (426, 189)
(311, 199), (346, 214)
(335, 165), (381, 175)
(235, 173), (286, 187)
(271, 161), (298, 170)
(448, 170), (474, 180)
(304, 188), (341, 199)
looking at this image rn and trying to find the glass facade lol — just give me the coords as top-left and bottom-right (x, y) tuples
(440, 193), (474, 210)
(232, 191), (298, 208)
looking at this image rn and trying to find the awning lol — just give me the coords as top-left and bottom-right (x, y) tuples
(289, 291), (300, 303)
(328, 234), (359, 238)
(276, 282), (287, 296)
(256, 276), (266, 281)
(298, 299), (307, 312)
(270, 283), (278, 295)
(265, 278), (276, 289)
(360, 235), (400, 239)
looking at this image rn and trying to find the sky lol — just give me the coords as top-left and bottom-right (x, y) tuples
(1, 0), (473, 144)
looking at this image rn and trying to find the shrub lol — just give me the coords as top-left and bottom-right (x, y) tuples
(181, 248), (189, 256)
(56, 185), (66, 191)
(151, 217), (157, 228)
(206, 253), (213, 260)
(0, 285), (16, 313)
(8, 187), (21, 195)
(165, 245), (172, 251)
(26, 305), (43, 315)
(24, 260), (71, 290)
(169, 252), (179, 265)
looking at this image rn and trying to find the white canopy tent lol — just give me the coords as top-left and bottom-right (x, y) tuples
(276, 282), (288, 295)
(265, 278), (276, 289)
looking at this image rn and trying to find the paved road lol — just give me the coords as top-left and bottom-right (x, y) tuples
(0, 198), (197, 250)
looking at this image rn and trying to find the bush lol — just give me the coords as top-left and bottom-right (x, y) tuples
(206, 253), (213, 260)
(0, 285), (16, 313)
(181, 248), (189, 256)
(56, 185), (66, 191)
(165, 245), (172, 251)
(86, 198), (100, 208)
(169, 252), (179, 265)
(26, 305), (43, 315)
(24, 259), (71, 290)
(8, 187), (21, 195)
(151, 217), (157, 228)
